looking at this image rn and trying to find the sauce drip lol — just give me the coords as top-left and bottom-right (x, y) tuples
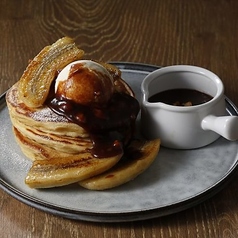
(46, 82), (140, 158)
(149, 89), (213, 106)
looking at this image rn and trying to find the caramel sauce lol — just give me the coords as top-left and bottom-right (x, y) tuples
(46, 82), (140, 158)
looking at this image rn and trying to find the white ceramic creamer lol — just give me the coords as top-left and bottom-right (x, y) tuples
(141, 65), (238, 149)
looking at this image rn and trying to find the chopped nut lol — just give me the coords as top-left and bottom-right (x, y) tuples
(183, 101), (193, 106)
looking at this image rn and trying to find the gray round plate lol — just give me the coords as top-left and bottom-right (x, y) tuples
(0, 62), (238, 222)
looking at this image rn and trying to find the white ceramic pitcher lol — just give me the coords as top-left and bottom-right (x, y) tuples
(141, 65), (238, 149)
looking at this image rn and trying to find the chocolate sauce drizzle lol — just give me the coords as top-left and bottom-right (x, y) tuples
(46, 82), (140, 158)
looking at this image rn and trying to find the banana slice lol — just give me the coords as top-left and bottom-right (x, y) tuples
(25, 152), (122, 188)
(78, 139), (160, 190)
(97, 61), (121, 80)
(18, 37), (84, 108)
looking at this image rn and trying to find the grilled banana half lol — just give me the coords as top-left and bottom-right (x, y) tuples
(25, 151), (122, 188)
(79, 139), (160, 190)
(18, 37), (84, 108)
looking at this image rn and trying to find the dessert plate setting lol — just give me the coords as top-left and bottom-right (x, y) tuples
(0, 62), (238, 222)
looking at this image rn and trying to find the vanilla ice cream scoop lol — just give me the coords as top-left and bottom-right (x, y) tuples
(55, 60), (114, 106)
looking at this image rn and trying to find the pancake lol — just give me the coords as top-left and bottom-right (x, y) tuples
(6, 83), (92, 160)
(7, 83), (89, 138)
(6, 70), (137, 160)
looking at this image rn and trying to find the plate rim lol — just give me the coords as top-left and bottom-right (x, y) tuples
(1, 62), (238, 222)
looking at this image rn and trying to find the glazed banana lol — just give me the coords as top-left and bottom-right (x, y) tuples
(18, 37), (84, 108)
(25, 151), (122, 188)
(79, 139), (160, 190)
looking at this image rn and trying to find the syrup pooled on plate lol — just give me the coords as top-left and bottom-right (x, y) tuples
(148, 88), (213, 106)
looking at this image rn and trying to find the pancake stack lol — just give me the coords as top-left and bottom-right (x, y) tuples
(6, 37), (160, 190)
(7, 83), (92, 160)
